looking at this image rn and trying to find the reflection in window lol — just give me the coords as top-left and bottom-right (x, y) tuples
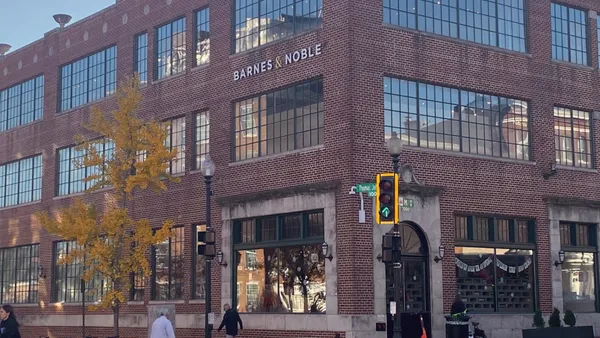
(554, 107), (592, 168)
(194, 111), (209, 170)
(562, 252), (596, 312)
(384, 77), (530, 160)
(233, 210), (326, 313)
(57, 139), (115, 196)
(152, 227), (184, 300)
(0, 245), (39, 304)
(156, 18), (186, 80)
(164, 117), (186, 174)
(0, 75), (44, 132)
(195, 225), (206, 299)
(53, 241), (108, 303)
(383, 0), (526, 52)
(195, 8), (210, 66)
(234, 0), (323, 53)
(134, 33), (148, 84)
(234, 78), (323, 161)
(551, 3), (588, 65)
(455, 247), (534, 312)
(59, 46), (117, 112)
(235, 246), (326, 313)
(0, 155), (42, 208)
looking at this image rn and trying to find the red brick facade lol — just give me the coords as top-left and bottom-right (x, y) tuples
(2, 0), (600, 336)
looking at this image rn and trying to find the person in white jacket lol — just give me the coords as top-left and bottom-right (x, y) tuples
(150, 313), (176, 338)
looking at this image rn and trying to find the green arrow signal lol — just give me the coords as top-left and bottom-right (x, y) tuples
(380, 207), (391, 217)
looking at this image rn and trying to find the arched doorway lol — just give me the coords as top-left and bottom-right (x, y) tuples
(385, 222), (430, 337)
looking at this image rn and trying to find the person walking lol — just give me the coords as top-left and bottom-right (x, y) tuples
(150, 312), (176, 338)
(218, 303), (243, 338)
(0, 304), (21, 338)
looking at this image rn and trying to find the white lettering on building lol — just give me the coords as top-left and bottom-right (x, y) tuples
(234, 43), (323, 81)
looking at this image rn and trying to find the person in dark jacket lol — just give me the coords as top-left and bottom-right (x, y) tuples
(218, 303), (243, 338)
(450, 295), (466, 315)
(0, 304), (21, 338)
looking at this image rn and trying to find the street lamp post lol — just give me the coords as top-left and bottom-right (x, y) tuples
(386, 132), (403, 338)
(201, 155), (216, 338)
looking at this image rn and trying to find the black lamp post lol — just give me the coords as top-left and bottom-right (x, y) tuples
(386, 131), (403, 338)
(201, 155), (217, 338)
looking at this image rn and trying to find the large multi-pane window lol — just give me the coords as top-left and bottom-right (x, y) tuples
(234, 78), (323, 161)
(134, 32), (148, 84)
(560, 222), (597, 312)
(0, 244), (39, 304)
(233, 210), (326, 313)
(155, 18), (186, 80)
(53, 241), (108, 303)
(384, 77), (530, 160)
(152, 227), (184, 300)
(554, 107), (592, 168)
(59, 46), (117, 112)
(551, 3), (588, 65)
(0, 155), (42, 208)
(194, 225), (206, 299)
(165, 117), (186, 174)
(234, 0), (323, 53)
(455, 215), (536, 313)
(383, 0), (527, 53)
(194, 111), (209, 170)
(56, 139), (115, 196)
(0, 75), (44, 132)
(195, 8), (210, 66)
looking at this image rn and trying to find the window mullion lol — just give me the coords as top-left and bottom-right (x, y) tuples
(494, 0), (500, 49)
(571, 110), (576, 166)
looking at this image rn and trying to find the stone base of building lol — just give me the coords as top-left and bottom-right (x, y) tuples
(469, 314), (600, 338)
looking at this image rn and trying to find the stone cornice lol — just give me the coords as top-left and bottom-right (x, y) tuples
(216, 180), (341, 206)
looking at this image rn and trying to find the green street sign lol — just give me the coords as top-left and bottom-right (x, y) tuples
(380, 206), (391, 217)
(356, 183), (375, 193)
(356, 183), (376, 197)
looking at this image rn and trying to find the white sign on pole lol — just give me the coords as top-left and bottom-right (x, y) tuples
(208, 312), (215, 325)
(390, 301), (397, 315)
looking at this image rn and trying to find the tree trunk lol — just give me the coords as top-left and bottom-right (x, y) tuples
(113, 302), (120, 337)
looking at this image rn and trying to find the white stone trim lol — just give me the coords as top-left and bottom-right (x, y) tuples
(548, 204), (600, 312)
(373, 193), (443, 338)
(220, 191), (339, 329)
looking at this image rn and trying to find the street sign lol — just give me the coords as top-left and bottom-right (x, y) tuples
(390, 301), (397, 315)
(208, 312), (215, 325)
(356, 183), (376, 197)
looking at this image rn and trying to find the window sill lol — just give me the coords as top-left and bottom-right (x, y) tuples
(151, 71), (187, 85)
(229, 27), (323, 58)
(229, 144), (325, 166)
(189, 299), (206, 304)
(382, 23), (533, 58)
(0, 199), (42, 212)
(0, 119), (44, 135)
(551, 59), (594, 71)
(148, 300), (185, 305)
(12, 303), (39, 307)
(555, 164), (597, 173)
(53, 186), (112, 201)
(56, 95), (114, 115)
(191, 63), (210, 72)
(127, 301), (145, 305)
(403, 146), (536, 166)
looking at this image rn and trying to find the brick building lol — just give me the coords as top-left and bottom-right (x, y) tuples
(1, 0), (600, 337)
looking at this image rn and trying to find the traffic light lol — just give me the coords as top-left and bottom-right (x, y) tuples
(376, 172), (399, 225)
(198, 228), (216, 259)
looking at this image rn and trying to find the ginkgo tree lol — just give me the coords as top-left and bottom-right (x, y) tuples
(35, 75), (180, 337)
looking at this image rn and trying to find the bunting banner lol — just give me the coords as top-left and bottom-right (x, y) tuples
(455, 256), (532, 274)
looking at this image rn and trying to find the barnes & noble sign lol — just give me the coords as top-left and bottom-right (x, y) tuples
(233, 43), (323, 81)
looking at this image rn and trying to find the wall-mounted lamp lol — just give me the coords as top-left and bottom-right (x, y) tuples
(543, 163), (558, 180)
(322, 242), (333, 261)
(216, 251), (228, 268)
(38, 265), (46, 279)
(434, 245), (445, 263)
(554, 250), (565, 267)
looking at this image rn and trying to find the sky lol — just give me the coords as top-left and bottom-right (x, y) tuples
(0, 0), (115, 52)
